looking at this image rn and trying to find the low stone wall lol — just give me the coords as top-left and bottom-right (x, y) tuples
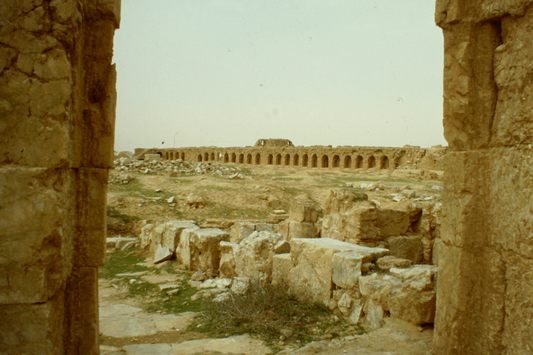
(134, 144), (446, 171)
(138, 188), (441, 329)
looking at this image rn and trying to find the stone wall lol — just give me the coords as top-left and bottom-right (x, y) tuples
(134, 144), (447, 171)
(434, 1), (533, 353)
(0, 1), (119, 354)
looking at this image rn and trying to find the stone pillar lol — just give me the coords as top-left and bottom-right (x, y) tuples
(0, 1), (119, 354)
(434, 1), (533, 353)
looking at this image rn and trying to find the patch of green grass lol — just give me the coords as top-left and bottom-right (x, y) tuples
(106, 206), (140, 223)
(282, 187), (307, 196)
(147, 279), (208, 313)
(99, 249), (149, 279)
(208, 203), (270, 220)
(273, 177), (303, 182)
(100, 249), (208, 314)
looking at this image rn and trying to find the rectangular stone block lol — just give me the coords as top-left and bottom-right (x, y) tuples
(332, 251), (362, 289)
(434, 243), (506, 354)
(74, 168), (108, 267)
(289, 198), (319, 223)
(288, 238), (373, 305)
(63, 267), (99, 355)
(0, 167), (74, 303)
(441, 151), (491, 248)
(489, 147), (533, 256)
(0, 299), (64, 354)
(492, 12), (533, 147)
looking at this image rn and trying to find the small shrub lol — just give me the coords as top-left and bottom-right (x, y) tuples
(191, 282), (356, 348)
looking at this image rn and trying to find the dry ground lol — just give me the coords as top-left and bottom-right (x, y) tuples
(107, 164), (442, 238)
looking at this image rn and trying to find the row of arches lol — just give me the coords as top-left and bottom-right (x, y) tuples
(157, 149), (394, 170)
(263, 153), (391, 170)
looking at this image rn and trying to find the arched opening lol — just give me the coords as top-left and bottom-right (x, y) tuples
(284, 154), (290, 165)
(224, 153), (229, 163)
(344, 156), (352, 168)
(321, 155), (329, 168)
(302, 154), (308, 167)
(311, 154), (318, 167)
(198, 154), (203, 162)
(255, 153), (261, 165)
(293, 154), (299, 166)
(210, 152), (215, 161)
(247, 154), (252, 164)
(380, 156), (390, 169)
(275, 154), (282, 165)
(368, 156), (376, 168)
(238, 154), (244, 164)
(181, 152), (185, 160)
(332, 155), (340, 168)
(267, 154), (273, 165)
(231, 153), (236, 163)
(356, 155), (363, 169)
(204, 152), (209, 161)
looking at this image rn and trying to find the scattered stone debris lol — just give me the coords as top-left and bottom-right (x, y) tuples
(114, 157), (254, 179)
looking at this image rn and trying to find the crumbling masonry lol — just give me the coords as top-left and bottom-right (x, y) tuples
(2, 0), (533, 354)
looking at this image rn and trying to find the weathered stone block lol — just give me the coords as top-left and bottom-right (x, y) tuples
(0, 168), (74, 304)
(188, 229), (230, 276)
(332, 251), (363, 289)
(287, 238), (383, 305)
(322, 192), (378, 243)
(289, 198), (319, 223)
(233, 231), (284, 284)
(219, 241), (237, 279)
(376, 203), (421, 238)
(360, 265), (437, 325)
(385, 235), (424, 264)
(272, 253), (291, 287)
(0, 300), (63, 354)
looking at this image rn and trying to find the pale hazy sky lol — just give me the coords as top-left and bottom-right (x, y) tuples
(113, 0), (445, 152)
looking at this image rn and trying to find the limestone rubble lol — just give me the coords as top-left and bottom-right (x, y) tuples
(139, 190), (441, 329)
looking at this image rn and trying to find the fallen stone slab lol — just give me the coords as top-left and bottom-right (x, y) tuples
(123, 343), (172, 355)
(115, 271), (149, 278)
(170, 334), (272, 355)
(99, 304), (143, 318)
(100, 313), (158, 338)
(154, 244), (173, 264)
(100, 344), (123, 355)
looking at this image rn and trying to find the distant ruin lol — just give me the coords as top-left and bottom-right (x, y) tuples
(134, 142), (447, 171)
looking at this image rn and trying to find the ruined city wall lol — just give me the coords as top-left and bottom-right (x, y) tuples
(0, 1), (119, 354)
(134, 144), (446, 171)
(434, 0), (533, 353)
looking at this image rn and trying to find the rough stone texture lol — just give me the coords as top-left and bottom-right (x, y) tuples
(272, 253), (291, 287)
(321, 190), (379, 243)
(0, 0), (119, 353)
(139, 221), (198, 257)
(376, 203), (421, 238)
(229, 222), (274, 244)
(360, 265), (437, 326)
(280, 220), (318, 240)
(289, 198), (319, 223)
(287, 238), (388, 305)
(434, 1), (533, 353)
(183, 228), (229, 277)
(218, 241), (238, 278)
(385, 235), (424, 264)
(234, 231), (284, 284)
